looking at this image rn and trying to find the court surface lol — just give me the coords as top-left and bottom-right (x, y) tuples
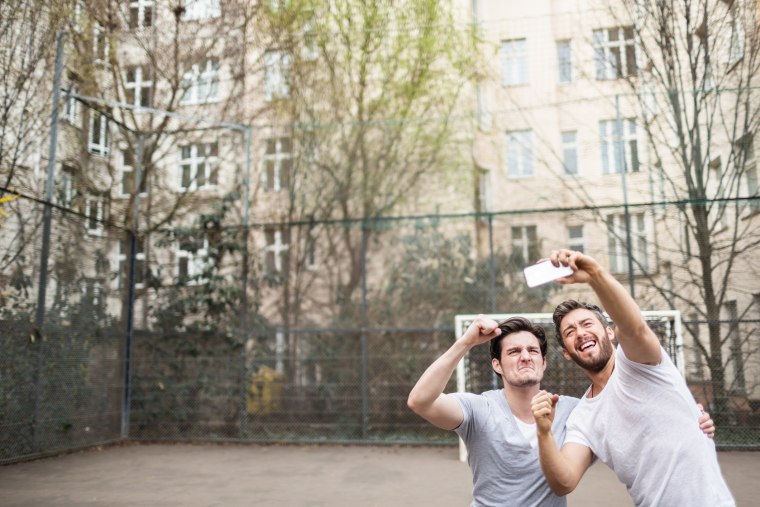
(1, 443), (757, 506)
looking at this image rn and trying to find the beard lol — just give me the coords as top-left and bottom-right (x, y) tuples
(568, 336), (614, 373)
(503, 370), (542, 388)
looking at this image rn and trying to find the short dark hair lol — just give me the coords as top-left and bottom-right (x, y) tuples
(552, 300), (610, 348)
(490, 316), (548, 360)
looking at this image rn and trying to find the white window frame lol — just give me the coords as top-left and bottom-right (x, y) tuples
(180, 60), (219, 105)
(305, 222), (318, 270)
(64, 85), (79, 124)
(561, 130), (579, 175)
(125, 65), (153, 108)
(264, 50), (291, 101)
(80, 278), (104, 308)
(556, 40), (573, 83)
(263, 137), (292, 192)
(593, 26), (637, 80)
(505, 130), (533, 178)
(265, 228), (290, 273)
(84, 193), (107, 237)
(475, 81), (491, 131)
(179, 142), (219, 191)
(500, 39), (528, 86)
(88, 111), (110, 156)
(57, 164), (75, 208)
(182, 0), (221, 21)
(302, 16), (318, 61)
(93, 24), (110, 64)
(600, 118), (639, 174)
(177, 236), (209, 282)
(128, 0), (154, 30)
(606, 213), (648, 274)
(727, 11), (745, 65)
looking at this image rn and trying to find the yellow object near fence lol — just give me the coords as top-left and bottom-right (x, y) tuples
(247, 366), (284, 415)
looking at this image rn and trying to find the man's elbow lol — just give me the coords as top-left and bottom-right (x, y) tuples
(407, 392), (424, 415)
(548, 481), (576, 497)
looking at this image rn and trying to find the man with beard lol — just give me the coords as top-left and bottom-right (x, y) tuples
(408, 316), (579, 506)
(531, 249), (735, 506)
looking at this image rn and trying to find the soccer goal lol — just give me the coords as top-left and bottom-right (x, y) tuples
(453, 311), (684, 462)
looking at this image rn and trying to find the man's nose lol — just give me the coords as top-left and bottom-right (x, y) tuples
(519, 349), (531, 360)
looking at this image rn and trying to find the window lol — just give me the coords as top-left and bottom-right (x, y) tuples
(505, 130), (533, 177)
(93, 24), (109, 64)
(177, 236), (209, 281)
(476, 81), (491, 131)
(182, 0), (221, 21)
(593, 26), (636, 80)
(64, 85), (79, 124)
(88, 111), (110, 155)
(567, 225), (585, 253)
(561, 131), (578, 175)
(302, 16), (318, 60)
(500, 39), (528, 86)
(80, 278), (104, 309)
(179, 142), (218, 191)
(263, 137), (292, 191)
(305, 222), (317, 269)
(265, 227), (290, 272)
(606, 213), (648, 274)
(180, 60), (219, 105)
(742, 136), (758, 211)
(125, 65), (152, 107)
(511, 225), (538, 266)
(556, 40), (572, 83)
(120, 150), (148, 197)
(727, 11), (745, 65)
(477, 168), (490, 213)
(84, 193), (107, 236)
(57, 164), (75, 208)
(118, 237), (146, 288)
(264, 51), (291, 101)
(128, 0), (153, 30)
(600, 119), (638, 174)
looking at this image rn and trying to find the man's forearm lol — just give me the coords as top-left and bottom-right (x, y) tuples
(537, 431), (581, 496)
(408, 339), (470, 410)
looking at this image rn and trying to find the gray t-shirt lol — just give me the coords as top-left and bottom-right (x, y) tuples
(452, 389), (579, 507)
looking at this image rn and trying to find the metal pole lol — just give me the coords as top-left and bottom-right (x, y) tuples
(121, 133), (144, 439)
(487, 214), (496, 314)
(614, 94), (635, 297)
(360, 220), (369, 440)
(239, 126), (252, 437)
(31, 30), (65, 451)
(35, 30), (65, 331)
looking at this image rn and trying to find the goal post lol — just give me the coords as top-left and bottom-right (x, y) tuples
(453, 310), (684, 462)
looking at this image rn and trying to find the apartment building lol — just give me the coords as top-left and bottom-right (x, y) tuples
(469, 0), (760, 408)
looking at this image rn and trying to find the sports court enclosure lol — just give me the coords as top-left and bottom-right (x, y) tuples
(1, 443), (758, 506)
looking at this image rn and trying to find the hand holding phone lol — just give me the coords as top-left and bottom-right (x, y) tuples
(523, 261), (573, 288)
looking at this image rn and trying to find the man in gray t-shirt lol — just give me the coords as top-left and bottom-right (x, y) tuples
(408, 315), (576, 507)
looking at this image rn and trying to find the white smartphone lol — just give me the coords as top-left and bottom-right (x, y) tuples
(523, 261), (573, 288)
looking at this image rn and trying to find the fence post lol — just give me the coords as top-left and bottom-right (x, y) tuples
(121, 133), (144, 439)
(31, 30), (65, 451)
(360, 219), (369, 440)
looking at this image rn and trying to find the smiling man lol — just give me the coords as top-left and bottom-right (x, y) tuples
(531, 249), (735, 507)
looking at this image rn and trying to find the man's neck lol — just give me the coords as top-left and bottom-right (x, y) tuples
(584, 353), (616, 398)
(503, 384), (541, 423)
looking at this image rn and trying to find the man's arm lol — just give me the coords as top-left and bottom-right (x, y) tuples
(551, 249), (661, 365)
(531, 390), (594, 495)
(407, 315), (501, 430)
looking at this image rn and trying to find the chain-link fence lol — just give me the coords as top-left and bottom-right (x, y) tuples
(3, 190), (758, 464)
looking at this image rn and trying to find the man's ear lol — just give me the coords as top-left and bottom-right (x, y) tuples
(606, 326), (615, 342)
(562, 349), (572, 362)
(492, 357), (502, 375)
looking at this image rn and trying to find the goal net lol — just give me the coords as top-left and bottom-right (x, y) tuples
(453, 311), (684, 461)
